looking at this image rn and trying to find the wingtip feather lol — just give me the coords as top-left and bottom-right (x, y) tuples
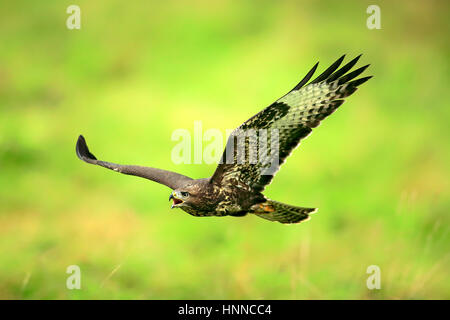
(310, 55), (346, 84)
(76, 135), (97, 163)
(348, 75), (373, 87)
(291, 61), (319, 91)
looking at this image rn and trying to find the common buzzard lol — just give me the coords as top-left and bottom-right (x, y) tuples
(76, 55), (371, 224)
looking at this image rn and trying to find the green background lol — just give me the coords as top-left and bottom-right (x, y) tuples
(0, 0), (448, 299)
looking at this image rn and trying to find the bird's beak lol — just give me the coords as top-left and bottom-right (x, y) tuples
(169, 193), (175, 209)
(169, 192), (183, 209)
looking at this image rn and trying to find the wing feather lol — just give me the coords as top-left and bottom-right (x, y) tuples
(76, 135), (193, 190)
(210, 55), (372, 192)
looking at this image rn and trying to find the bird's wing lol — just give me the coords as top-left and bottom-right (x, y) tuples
(210, 55), (372, 192)
(76, 135), (193, 190)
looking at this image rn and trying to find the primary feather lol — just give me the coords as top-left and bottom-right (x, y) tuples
(211, 55), (372, 193)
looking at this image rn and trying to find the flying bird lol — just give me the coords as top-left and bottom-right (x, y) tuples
(76, 55), (371, 224)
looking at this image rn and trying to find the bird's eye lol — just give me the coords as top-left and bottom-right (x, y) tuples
(181, 191), (189, 197)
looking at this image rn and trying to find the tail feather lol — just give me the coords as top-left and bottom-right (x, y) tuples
(252, 200), (317, 224)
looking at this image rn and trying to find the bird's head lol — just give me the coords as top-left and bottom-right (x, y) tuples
(169, 179), (213, 211)
(169, 190), (191, 209)
(169, 183), (202, 209)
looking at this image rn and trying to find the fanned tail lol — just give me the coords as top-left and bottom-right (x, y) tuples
(251, 200), (317, 224)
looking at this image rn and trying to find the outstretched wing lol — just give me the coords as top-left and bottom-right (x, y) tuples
(76, 135), (193, 190)
(210, 55), (372, 192)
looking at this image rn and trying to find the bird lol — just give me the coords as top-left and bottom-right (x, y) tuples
(76, 55), (371, 224)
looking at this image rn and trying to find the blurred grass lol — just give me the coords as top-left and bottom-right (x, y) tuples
(0, 0), (449, 299)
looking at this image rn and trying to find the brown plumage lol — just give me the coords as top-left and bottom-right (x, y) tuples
(76, 55), (371, 224)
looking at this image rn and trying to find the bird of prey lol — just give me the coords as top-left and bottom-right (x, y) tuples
(76, 55), (371, 224)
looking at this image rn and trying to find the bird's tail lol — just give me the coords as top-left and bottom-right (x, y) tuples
(251, 200), (317, 224)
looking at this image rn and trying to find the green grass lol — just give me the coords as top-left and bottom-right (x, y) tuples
(0, 0), (448, 299)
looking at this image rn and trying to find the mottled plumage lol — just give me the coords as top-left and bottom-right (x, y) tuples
(76, 55), (371, 224)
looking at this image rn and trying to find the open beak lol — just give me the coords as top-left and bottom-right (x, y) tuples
(169, 192), (183, 209)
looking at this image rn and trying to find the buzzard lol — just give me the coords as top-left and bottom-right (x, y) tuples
(76, 55), (371, 224)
